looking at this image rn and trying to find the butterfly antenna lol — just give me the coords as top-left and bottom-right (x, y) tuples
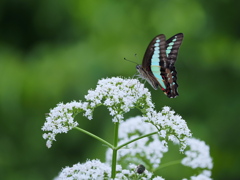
(134, 53), (141, 62)
(123, 57), (138, 65)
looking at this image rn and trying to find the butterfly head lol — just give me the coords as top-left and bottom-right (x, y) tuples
(136, 65), (143, 73)
(136, 65), (146, 80)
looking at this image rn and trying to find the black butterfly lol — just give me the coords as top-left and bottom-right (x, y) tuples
(136, 33), (183, 98)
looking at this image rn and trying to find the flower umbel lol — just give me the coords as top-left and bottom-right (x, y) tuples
(106, 116), (212, 179)
(143, 106), (192, 152)
(85, 77), (154, 122)
(42, 101), (89, 148)
(42, 77), (212, 179)
(106, 116), (168, 170)
(182, 138), (213, 169)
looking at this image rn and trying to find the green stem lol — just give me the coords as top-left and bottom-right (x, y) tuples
(155, 159), (181, 171)
(74, 127), (114, 149)
(111, 122), (119, 179)
(117, 131), (158, 150)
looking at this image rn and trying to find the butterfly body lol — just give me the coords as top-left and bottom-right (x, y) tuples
(136, 33), (183, 98)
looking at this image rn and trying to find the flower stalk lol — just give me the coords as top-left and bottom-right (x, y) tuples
(111, 122), (120, 179)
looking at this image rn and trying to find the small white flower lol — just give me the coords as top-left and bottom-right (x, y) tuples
(153, 177), (165, 180)
(202, 170), (211, 177)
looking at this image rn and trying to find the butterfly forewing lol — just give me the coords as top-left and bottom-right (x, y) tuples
(142, 34), (167, 69)
(141, 34), (168, 90)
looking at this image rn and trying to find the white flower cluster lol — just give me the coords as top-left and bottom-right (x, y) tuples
(182, 138), (213, 169)
(106, 116), (168, 169)
(42, 101), (89, 148)
(42, 77), (191, 151)
(54, 159), (165, 180)
(85, 77), (154, 122)
(143, 106), (192, 152)
(106, 116), (212, 179)
(54, 159), (111, 180)
(41, 77), (213, 179)
(180, 138), (213, 179)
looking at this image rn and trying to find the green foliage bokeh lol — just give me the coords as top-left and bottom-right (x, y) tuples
(0, 0), (239, 179)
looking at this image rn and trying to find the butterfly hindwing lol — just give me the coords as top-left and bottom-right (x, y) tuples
(163, 33), (183, 97)
(166, 33), (184, 68)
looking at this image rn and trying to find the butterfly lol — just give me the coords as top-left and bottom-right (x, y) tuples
(136, 33), (184, 98)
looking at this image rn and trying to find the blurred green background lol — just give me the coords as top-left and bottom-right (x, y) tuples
(0, 0), (239, 179)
